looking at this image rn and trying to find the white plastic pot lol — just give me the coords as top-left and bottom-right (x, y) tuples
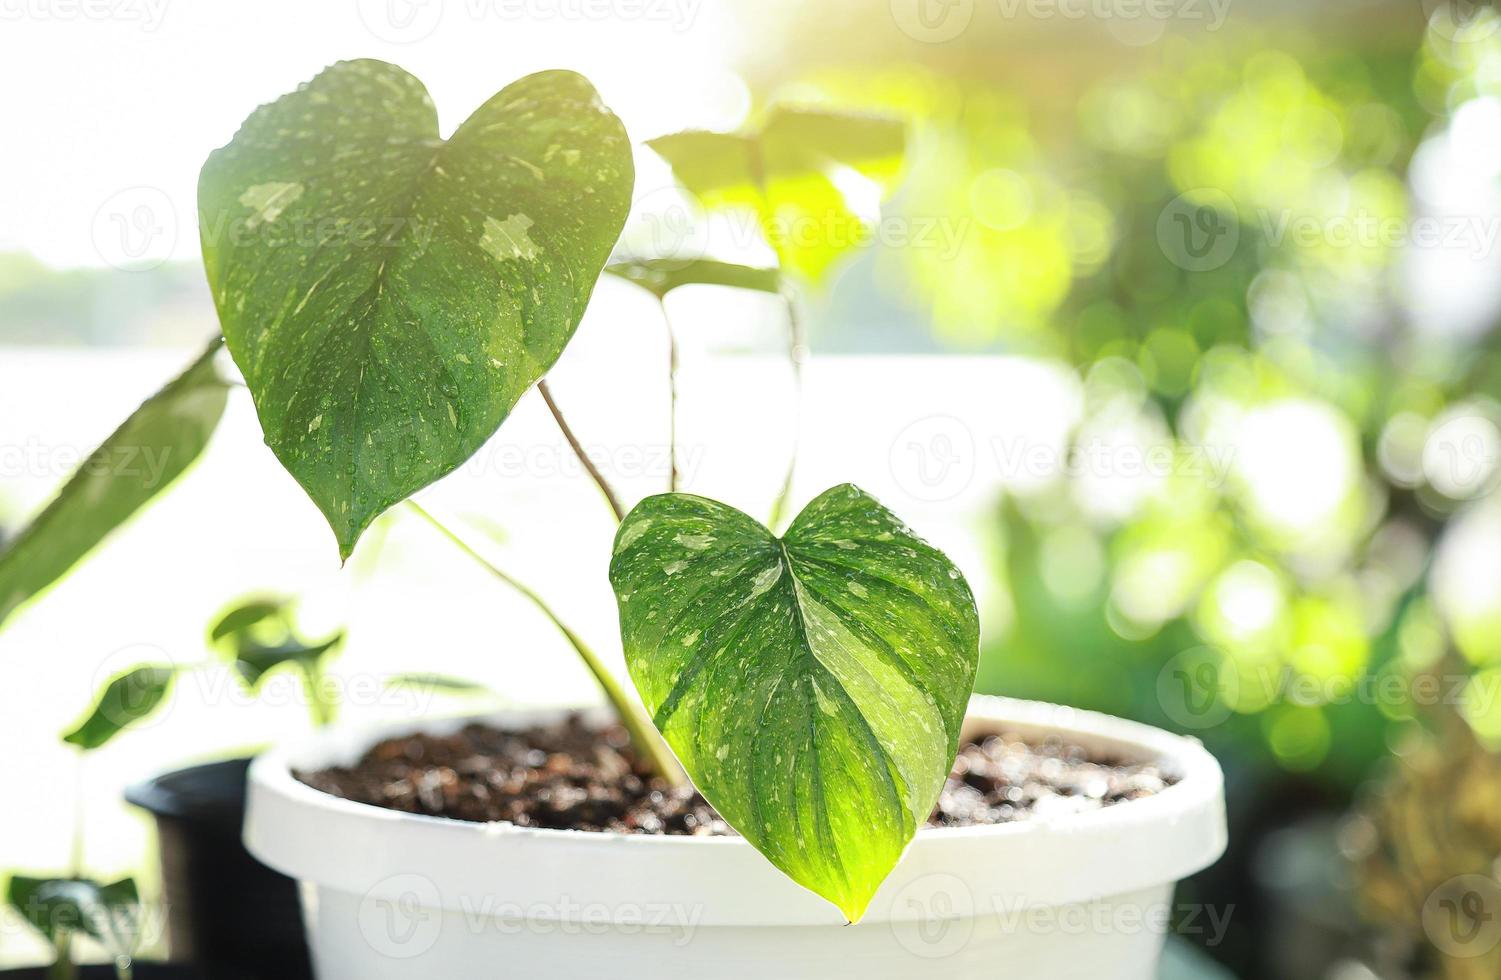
(245, 695), (1227, 979)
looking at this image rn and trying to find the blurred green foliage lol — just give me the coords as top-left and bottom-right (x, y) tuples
(753, 14), (1501, 795)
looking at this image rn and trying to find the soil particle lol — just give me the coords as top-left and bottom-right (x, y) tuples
(296, 714), (1177, 834)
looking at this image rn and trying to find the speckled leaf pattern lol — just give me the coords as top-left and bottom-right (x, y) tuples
(609, 484), (979, 920)
(199, 60), (633, 559)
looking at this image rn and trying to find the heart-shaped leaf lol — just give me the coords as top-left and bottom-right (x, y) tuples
(199, 60), (634, 559)
(62, 665), (177, 750)
(0, 341), (227, 632)
(648, 108), (906, 284)
(609, 484), (979, 920)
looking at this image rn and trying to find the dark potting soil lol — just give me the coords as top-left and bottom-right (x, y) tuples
(296, 714), (1177, 834)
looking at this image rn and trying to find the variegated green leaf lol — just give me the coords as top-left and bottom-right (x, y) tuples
(199, 60), (634, 559)
(609, 484), (979, 920)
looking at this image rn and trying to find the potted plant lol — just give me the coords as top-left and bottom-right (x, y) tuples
(0, 59), (1227, 979)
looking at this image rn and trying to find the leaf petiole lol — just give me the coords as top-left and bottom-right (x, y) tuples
(404, 500), (682, 785)
(660, 295), (680, 493)
(537, 380), (627, 523)
(766, 285), (806, 532)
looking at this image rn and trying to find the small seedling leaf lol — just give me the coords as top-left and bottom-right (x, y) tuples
(62, 666), (177, 750)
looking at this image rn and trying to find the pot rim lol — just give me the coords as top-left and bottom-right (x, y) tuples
(245, 695), (1227, 925)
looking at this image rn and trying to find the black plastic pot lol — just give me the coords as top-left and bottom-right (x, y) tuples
(125, 758), (311, 980)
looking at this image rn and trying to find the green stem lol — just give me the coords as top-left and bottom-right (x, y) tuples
(660, 296), (680, 492)
(405, 501), (683, 785)
(68, 756), (85, 877)
(300, 660), (335, 728)
(766, 285), (805, 532)
(50, 931), (76, 980)
(745, 139), (803, 531)
(537, 379), (626, 523)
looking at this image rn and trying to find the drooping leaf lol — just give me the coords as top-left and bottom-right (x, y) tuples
(232, 634), (344, 690)
(605, 257), (780, 299)
(648, 108), (906, 283)
(199, 60), (635, 559)
(6, 875), (140, 953)
(209, 596), (289, 643)
(62, 665), (177, 750)
(609, 484), (979, 920)
(0, 341), (227, 631)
